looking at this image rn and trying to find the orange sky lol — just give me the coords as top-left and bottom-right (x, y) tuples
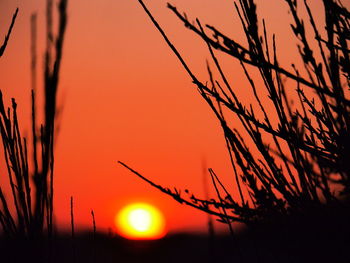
(0, 0), (343, 235)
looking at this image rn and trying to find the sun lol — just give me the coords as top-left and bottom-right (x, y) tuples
(115, 202), (166, 240)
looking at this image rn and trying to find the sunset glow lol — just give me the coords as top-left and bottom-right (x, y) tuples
(116, 203), (166, 240)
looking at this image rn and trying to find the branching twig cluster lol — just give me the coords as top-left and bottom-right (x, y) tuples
(121, 0), (350, 225)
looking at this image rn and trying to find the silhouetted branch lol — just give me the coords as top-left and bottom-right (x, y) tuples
(0, 8), (18, 57)
(129, 0), (350, 226)
(118, 161), (243, 222)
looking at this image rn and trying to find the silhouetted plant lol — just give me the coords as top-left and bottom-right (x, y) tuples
(120, 0), (350, 226)
(0, 0), (67, 238)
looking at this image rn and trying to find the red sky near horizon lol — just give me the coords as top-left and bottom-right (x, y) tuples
(0, 0), (344, 235)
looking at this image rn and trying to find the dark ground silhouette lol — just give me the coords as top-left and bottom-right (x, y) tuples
(2, 206), (350, 263)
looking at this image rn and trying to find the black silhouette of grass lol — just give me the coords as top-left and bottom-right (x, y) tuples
(0, 0), (67, 239)
(120, 0), (350, 229)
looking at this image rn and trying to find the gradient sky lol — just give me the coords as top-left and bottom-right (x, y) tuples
(0, 0), (340, 234)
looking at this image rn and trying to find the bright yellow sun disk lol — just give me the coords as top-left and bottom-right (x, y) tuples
(116, 203), (166, 240)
